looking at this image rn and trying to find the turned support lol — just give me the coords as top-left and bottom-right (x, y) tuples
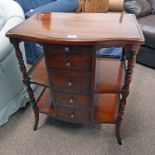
(116, 45), (140, 145)
(10, 39), (39, 130)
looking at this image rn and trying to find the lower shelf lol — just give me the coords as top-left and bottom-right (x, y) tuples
(36, 88), (119, 124)
(95, 94), (120, 124)
(37, 88), (55, 116)
(32, 57), (120, 124)
(37, 88), (90, 123)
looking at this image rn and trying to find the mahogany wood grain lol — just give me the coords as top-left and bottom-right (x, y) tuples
(95, 58), (125, 93)
(55, 92), (90, 108)
(49, 72), (91, 94)
(37, 89), (55, 116)
(56, 106), (90, 123)
(45, 52), (91, 72)
(95, 94), (119, 123)
(7, 13), (144, 145)
(44, 44), (90, 53)
(6, 13), (144, 45)
(30, 56), (48, 85)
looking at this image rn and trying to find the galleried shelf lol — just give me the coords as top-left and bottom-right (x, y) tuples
(6, 13), (144, 145)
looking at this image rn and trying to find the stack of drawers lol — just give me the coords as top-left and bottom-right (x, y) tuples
(44, 45), (92, 123)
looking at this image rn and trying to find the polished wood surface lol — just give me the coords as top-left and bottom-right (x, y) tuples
(95, 94), (119, 123)
(37, 88), (54, 116)
(30, 56), (48, 85)
(56, 106), (90, 123)
(50, 72), (91, 94)
(95, 58), (125, 93)
(55, 92), (90, 108)
(7, 13), (144, 145)
(44, 46), (91, 72)
(6, 13), (144, 45)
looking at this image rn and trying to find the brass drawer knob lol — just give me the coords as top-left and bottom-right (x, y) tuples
(70, 112), (75, 119)
(64, 47), (69, 52)
(69, 97), (74, 104)
(65, 61), (71, 68)
(67, 81), (72, 87)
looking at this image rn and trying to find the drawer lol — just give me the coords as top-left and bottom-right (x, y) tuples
(50, 72), (91, 93)
(44, 46), (91, 72)
(55, 92), (90, 108)
(56, 106), (90, 123)
(44, 45), (90, 54)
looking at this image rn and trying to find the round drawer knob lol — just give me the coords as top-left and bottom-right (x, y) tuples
(65, 61), (71, 68)
(69, 97), (74, 104)
(70, 113), (75, 119)
(67, 81), (72, 87)
(64, 47), (70, 52)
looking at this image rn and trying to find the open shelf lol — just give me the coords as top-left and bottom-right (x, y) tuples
(95, 58), (125, 94)
(28, 53), (122, 124)
(29, 55), (49, 87)
(95, 93), (120, 124)
(37, 88), (55, 116)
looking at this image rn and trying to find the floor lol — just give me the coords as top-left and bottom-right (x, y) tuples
(0, 64), (155, 155)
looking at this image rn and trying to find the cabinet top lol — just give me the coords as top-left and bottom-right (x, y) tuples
(6, 12), (144, 45)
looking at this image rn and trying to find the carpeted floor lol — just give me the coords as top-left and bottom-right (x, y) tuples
(0, 64), (155, 155)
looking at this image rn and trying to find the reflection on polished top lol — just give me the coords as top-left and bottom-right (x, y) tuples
(6, 12), (144, 45)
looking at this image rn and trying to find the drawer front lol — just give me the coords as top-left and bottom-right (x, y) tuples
(50, 72), (91, 93)
(44, 45), (91, 72)
(45, 45), (90, 54)
(55, 92), (90, 108)
(56, 106), (90, 123)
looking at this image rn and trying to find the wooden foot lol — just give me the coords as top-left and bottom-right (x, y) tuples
(115, 117), (122, 145)
(33, 112), (39, 131)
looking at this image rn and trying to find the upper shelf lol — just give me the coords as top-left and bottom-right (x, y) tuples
(29, 55), (48, 86)
(6, 13), (144, 45)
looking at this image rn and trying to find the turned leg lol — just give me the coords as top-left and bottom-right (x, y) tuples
(11, 39), (39, 130)
(116, 45), (140, 145)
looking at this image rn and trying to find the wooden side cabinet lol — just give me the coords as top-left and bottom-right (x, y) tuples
(6, 13), (144, 145)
